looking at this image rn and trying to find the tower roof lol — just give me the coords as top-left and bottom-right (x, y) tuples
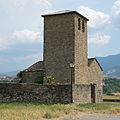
(42, 10), (89, 21)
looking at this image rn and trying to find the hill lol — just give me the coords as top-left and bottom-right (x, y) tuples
(97, 53), (120, 77)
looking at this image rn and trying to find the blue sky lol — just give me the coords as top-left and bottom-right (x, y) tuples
(0, 0), (120, 72)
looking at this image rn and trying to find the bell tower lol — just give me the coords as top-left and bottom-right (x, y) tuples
(42, 11), (89, 84)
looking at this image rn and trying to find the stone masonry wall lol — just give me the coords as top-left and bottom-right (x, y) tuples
(26, 61), (44, 71)
(88, 59), (103, 103)
(18, 61), (45, 83)
(44, 14), (75, 84)
(0, 83), (71, 104)
(74, 14), (88, 84)
(20, 70), (45, 83)
(73, 84), (91, 104)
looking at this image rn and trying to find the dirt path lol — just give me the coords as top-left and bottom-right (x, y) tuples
(63, 114), (120, 120)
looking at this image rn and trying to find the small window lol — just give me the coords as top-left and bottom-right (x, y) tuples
(78, 18), (81, 30)
(82, 20), (85, 32)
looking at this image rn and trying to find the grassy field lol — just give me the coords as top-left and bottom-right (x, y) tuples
(103, 95), (120, 99)
(0, 102), (120, 120)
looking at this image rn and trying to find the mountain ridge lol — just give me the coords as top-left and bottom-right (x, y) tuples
(97, 53), (120, 77)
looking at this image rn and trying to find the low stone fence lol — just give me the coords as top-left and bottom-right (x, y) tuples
(0, 83), (91, 104)
(0, 83), (71, 103)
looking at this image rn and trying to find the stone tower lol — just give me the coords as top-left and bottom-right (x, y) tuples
(42, 10), (89, 84)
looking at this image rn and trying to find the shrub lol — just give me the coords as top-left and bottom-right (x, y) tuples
(44, 76), (57, 84)
(34, 76), (44, 84)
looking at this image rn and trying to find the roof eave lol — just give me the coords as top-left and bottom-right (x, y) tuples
(42, 11), (89, 21)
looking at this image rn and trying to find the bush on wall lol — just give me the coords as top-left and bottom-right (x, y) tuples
(34, 76), (57, 85)
(34, 76), (44, 84)
(44, 76), (57, 84)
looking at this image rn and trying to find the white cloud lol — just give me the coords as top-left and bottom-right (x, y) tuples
(0, 0), (52, 51)
(11, 0), (52, 10)
(112, 0), (120, 16)
(0, 29), (42, 51)
(88, 32), (111, 45)
(77, 6), (110, 28)
(112, 0), (120, 25)
(13, 29), (42, 43)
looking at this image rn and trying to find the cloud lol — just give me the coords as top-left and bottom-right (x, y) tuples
(11, 0), (52, 10)
(0, 29), (42, 51)
(88, 32), (111, 45)
(0, 35), (10, 50)
(112, 0), (120, 16)
(0, 0), (52, 51)
(112, 0), (120, 26)
(13, 29), (42, 43)
(77, 6), (110, 28)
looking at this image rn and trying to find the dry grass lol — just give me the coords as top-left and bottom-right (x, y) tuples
(103, 95), (120, 99)
(0, 102), (120, 120)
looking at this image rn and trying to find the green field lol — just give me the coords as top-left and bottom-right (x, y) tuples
(0, 102), (120, 120)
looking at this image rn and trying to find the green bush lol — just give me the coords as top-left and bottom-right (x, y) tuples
(34, 76), (44, 84)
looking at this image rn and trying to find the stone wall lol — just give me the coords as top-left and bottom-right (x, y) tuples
(73, 84), (91, 104)
(0, 83), (92, 104)
(18, 61), (45, 83)
(0, 83), (71, 104)
(88, 59), (103, 103)
(44, 14), (75, 84)
(26, 61), (44, 71)
(74, 14), (88, 84)
(19, 70), (45, 83)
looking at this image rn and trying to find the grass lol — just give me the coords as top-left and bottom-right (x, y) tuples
(103, 95), (120, 100)
(0, 102), (120, 120)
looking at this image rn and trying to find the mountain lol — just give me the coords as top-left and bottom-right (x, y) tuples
(97, 53), (120, 77)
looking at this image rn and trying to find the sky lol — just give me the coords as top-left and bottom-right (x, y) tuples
(0, 0), (120, 73)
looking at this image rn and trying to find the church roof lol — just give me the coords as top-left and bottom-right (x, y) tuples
(42, 10), (89, 21)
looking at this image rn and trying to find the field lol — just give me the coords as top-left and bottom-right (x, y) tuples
(103, 95), (120, 100)
(0, 102), (120, 120)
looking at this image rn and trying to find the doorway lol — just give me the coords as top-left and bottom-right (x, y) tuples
(91, 84), (96, 103)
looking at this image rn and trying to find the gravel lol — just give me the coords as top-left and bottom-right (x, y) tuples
(63, 114), (120, 120)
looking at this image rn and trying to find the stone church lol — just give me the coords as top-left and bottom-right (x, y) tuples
(18, 10), (103, 103)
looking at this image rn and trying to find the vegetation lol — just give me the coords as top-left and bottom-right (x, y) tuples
(0, 102), (120, 120)
(34, 76), (57, 85)
(103, 77), (120, 95)
(103, 95), (120, 100)
(44, 76), (57, 85)
(34, 76), (44, 84)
